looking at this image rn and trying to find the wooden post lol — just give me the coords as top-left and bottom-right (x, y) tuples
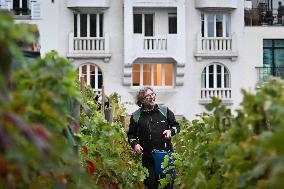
(80, 76), (86, 97)
(101, 85), (105, 112)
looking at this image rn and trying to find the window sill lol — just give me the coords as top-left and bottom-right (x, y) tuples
(199, 99), (233, 105)
(128, 87), (177, 95)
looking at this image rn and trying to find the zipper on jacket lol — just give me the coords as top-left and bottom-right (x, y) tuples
(148, 117), (152, 140)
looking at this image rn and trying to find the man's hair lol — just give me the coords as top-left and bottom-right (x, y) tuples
(135, 86), (154, 107)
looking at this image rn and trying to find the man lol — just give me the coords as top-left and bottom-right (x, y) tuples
(277, 1), (284, 24)
(127, 87), (180, 189)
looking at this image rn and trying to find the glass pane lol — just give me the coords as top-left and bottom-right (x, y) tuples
(165, 64), (173, 86)
(201, 69), (206, 88)
(226, 14), (230, 37)
(98, 70), (103, 89)
(216, 14), (223, 37)
(275, 49), (284, 67)
(99, 14), (104, 37)
(217, 65), (221, 73)
(209, 65), (214, 73)
(274, 40), (284, 47)
(217, 74), (221, 88)
(145, 14), (154, 36)
(134, 14), (142, 33)
(153, 64), (162, 86)
(143, 64), (152, 85)
(22, 0), (28, 9)
(201, 14), (204, 37)
(82, 65), (87, 74)
(80, 14), (87, 37)
(132, 64), (140, 86)
(90, 14), (97, 37)
(263, 49), (273, 67)
(74, 14), (77, 37)
(168, 14), (177, 34)
(13, 0), (19, 9)
(224, 73), (230, 87)
(207, 14), (214, 37)
(263, 39), (272, 47)
(209, 73), (214, 88)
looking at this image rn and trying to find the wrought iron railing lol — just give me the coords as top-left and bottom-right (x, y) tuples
(256, 67), (284, 82)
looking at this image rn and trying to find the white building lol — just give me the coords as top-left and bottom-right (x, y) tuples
(1, 0), (284, 120)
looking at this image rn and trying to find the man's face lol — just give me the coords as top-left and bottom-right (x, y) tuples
(143, 89), (156, 107)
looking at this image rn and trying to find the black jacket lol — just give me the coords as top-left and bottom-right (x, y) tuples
(127, 104), (180, 156)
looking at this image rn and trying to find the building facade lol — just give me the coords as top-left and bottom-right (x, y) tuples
(1, 0), (284, 119)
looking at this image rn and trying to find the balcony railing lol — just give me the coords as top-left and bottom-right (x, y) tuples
(67, 32), (111, 61)
(144, 36), (167, 51)
(200, 88), (232, 103)
(200, 37), (232, 51)
(195, 33), (238, 61)
(256, 67), (284, 82)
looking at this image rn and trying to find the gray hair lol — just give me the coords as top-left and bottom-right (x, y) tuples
(135, 86), (154, 107)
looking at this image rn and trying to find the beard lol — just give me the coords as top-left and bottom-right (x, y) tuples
(141, 98), (155, 110)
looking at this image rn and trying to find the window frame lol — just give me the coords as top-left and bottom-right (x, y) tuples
(78, 64), (103, 93)
(201, 63), (231, 89)
(132, 63), (174, 88)
(74, 13), (104, 38)
(133, 12), (155, 36)
(12, 0), (30, 16)
(201, 12), (231, 38)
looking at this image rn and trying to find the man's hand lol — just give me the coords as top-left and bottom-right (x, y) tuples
(134, 144), (143, 154)
(163, 130), (171, 139)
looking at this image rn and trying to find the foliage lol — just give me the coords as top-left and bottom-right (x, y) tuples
(0, 12), (94, 188)
(109, 92), (130, 122)
(78, 88), (148, 189)
(173, 78), (284, 189)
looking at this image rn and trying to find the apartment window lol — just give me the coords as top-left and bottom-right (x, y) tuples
(202, 64), (230, 88)
(168, 13), (177, 34)
(262, 39), (284, 79)
(201, 13), (230, 37)
(133, 13), (154, 36)
(132, 63), (173, 87)
(74, 13), (104, 38)
(78, 64), (103, 92)
(13, 0), (29, 15)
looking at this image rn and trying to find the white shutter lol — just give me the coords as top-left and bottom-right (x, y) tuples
(0, 0), (11, 10)
(30, 0), (41, 19)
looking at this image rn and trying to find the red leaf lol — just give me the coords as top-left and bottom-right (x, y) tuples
(86, 160), (96, 175)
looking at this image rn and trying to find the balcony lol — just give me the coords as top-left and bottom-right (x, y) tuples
(195, 33), (238, 61)
(199, 88), (232, 104)
(67, 0), (110, 9)
(256, 67), (284, 82)
(195, 0), (237, 10)
(245, 8), (284, 26)
(132, 0), (178, 7)
(132, 34), (178, 59)
(67, 32), (111, 62)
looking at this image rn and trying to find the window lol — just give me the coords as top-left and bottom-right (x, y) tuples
(202, 64), (230, 88)
(74, 13), (104, 38)
(78, 64), (103, 92)
(132, 63), (173, 87)
(262, 39), (284, 79)
(201, 13), (230, 37)
(13, 0), (29, 15)
(133, 13), (154, 36)
(168, 13), (177, 34)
